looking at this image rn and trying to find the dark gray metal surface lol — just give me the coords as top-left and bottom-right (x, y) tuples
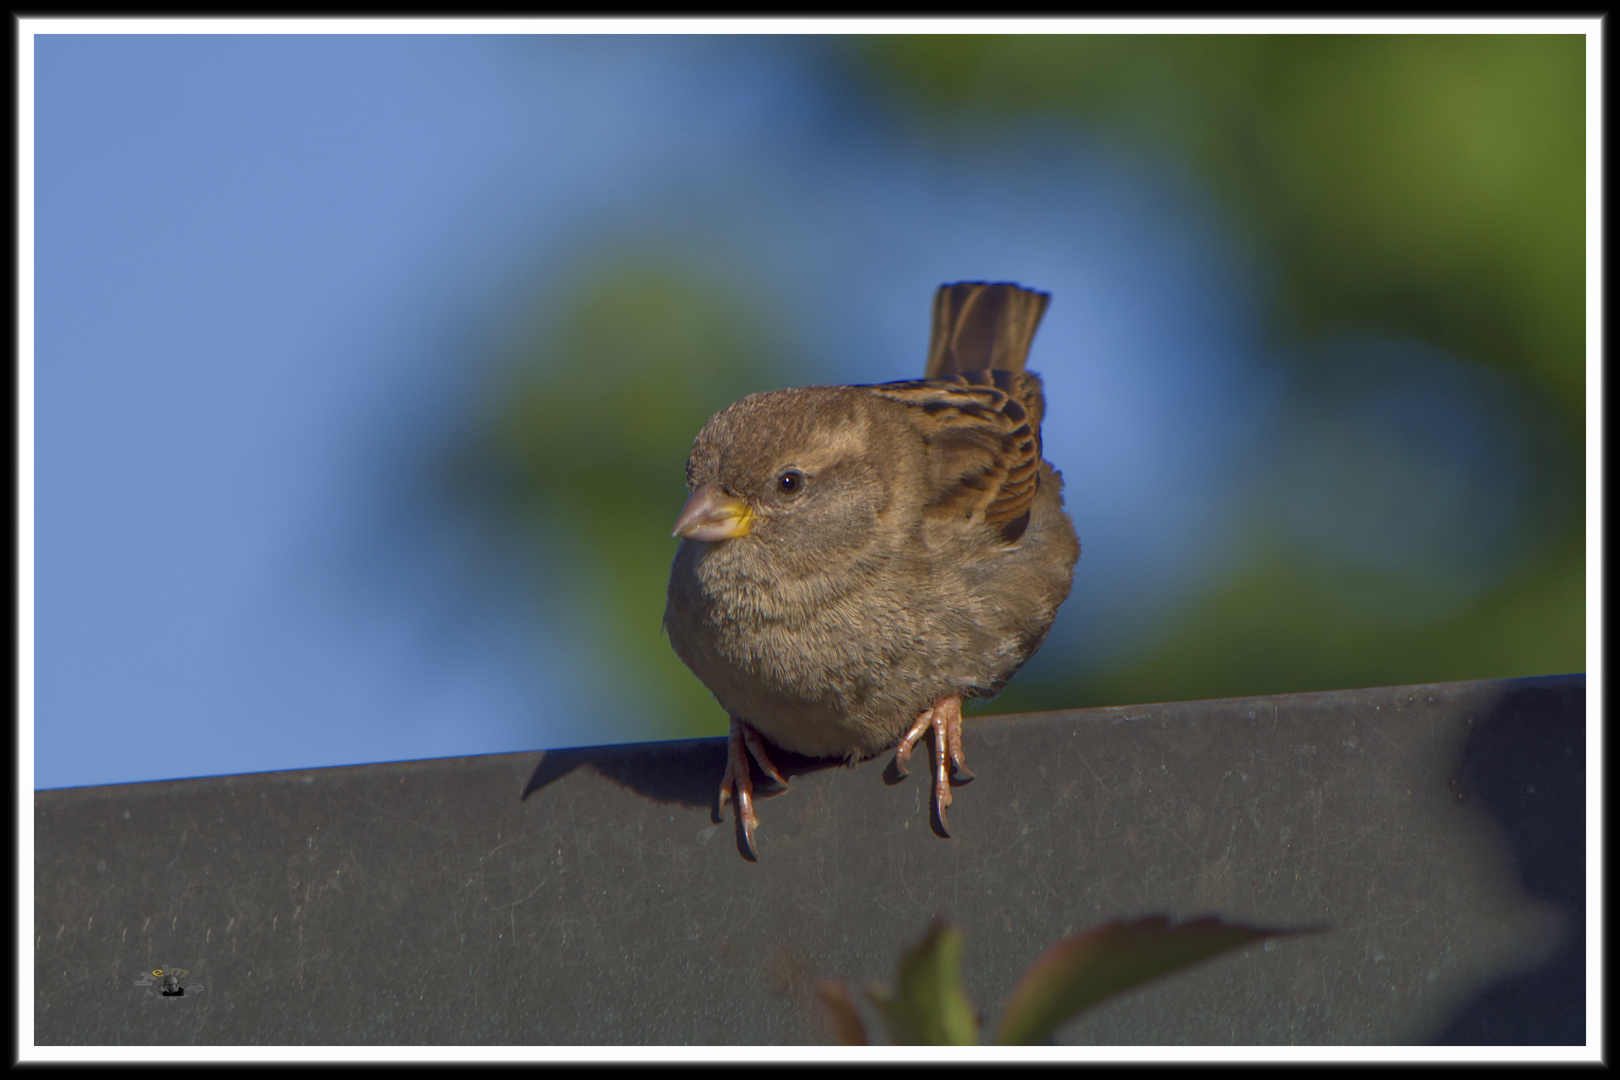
(34, 675), (1585, 1046)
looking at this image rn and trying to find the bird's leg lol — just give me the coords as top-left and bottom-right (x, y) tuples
(892, 695), (971, 836)
(741, 721), (789, 789)
(940, 695), (974, 781)
(930, 704), (953, 836)
(718, 717), (787, 860)
(891, 706), (935, 778)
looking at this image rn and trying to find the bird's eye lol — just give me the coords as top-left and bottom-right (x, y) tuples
(776, 469), (806, 498)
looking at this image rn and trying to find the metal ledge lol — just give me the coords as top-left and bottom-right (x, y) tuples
(34, 675), (1585, 1045)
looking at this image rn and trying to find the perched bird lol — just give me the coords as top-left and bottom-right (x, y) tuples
(664, 282), (1079, 858)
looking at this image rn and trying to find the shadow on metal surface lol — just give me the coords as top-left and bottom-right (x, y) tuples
(1435, 681), (1587, 1044)
(519, 738), (850, 807)
(519, 736), (955, 857)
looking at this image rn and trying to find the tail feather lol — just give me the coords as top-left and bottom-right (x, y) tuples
(924, 282), (1051, 378)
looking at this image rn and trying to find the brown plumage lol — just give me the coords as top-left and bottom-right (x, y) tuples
(663, 282), (1080, 858)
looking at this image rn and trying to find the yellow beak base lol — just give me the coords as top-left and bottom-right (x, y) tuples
(672, 484), (753, 541)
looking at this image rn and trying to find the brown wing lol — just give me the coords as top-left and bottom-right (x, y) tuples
(867, 370), (1047, 545)
(924, 282), (1051, 378)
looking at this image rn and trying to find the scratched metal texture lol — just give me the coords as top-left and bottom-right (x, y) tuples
(34, 675), (1584, 1046)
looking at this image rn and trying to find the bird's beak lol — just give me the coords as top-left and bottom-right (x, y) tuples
(672, 484), (754, 541)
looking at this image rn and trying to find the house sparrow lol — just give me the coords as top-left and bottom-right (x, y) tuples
(664, 282), (1079, 858)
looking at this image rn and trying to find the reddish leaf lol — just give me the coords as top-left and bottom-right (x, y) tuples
(815, 979), (869, 1046)
(995, 915), (1324, 1045)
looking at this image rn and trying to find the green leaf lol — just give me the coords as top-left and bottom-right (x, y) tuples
(865, 920), (980, 1045)
(995, 915), (1324, 1045)
(814, 980), (870, 1045)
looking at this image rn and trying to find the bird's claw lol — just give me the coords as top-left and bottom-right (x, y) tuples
(720, 718), (785, 860)
(892, 695), (971, 837)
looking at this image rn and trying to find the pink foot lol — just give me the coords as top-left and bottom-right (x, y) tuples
(891, 695), (972, 836)
(718, 717), (787, 859)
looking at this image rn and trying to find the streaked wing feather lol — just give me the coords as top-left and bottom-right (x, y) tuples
(867, 370), (1046, 544)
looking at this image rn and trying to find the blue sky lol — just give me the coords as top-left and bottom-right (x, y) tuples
(34, 34), (1534, 790)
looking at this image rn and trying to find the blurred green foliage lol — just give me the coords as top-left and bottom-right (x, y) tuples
(1041, 533), (1585, 711)
(845, 34), (1586, 714)
(847, 35), (1585, 419)
(864, 921), (979, 1045)
(460, 257), (795, 738)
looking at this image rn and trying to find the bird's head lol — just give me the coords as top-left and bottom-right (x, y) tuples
(672, 387), (907, 574)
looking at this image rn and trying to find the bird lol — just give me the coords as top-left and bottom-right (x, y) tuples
(663, 282), (1079, 858)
